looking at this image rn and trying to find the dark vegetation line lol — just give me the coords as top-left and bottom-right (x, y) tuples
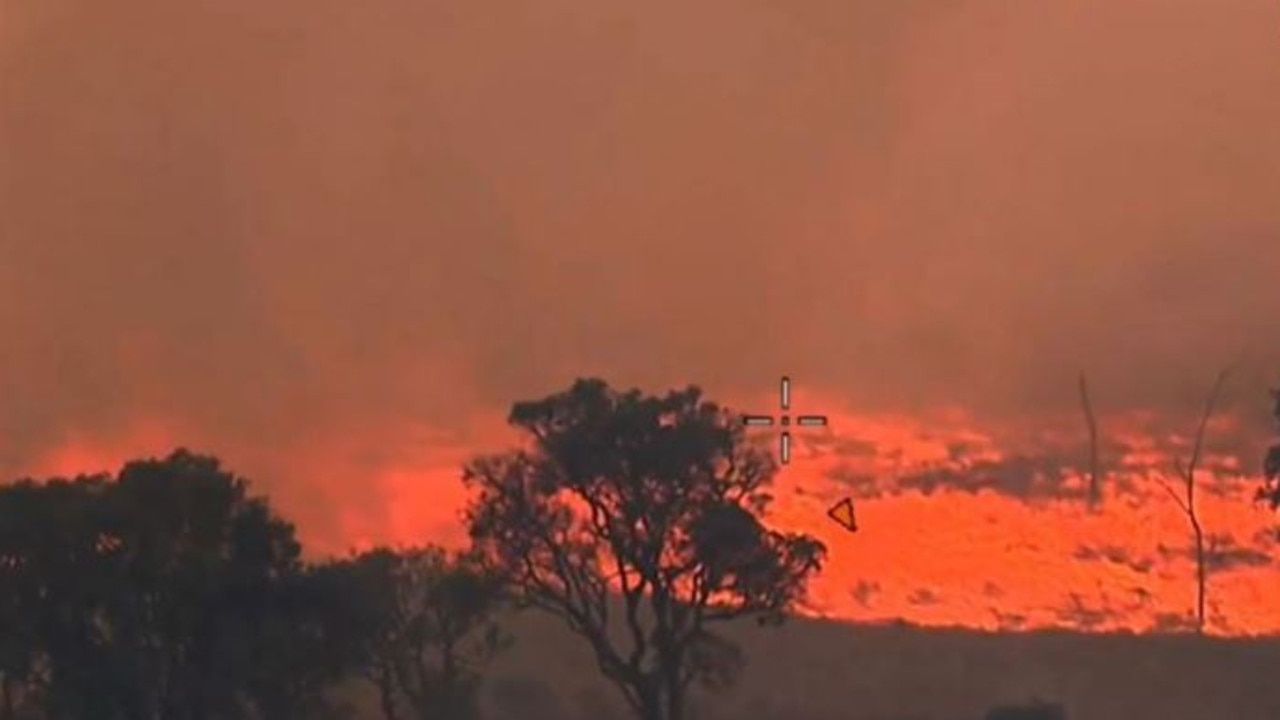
(1, 378), (1277, 720)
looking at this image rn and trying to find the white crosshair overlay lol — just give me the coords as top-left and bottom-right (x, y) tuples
(742, 376), (829, 464)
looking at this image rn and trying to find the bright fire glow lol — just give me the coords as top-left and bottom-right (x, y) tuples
(11, 391), (1279, 638)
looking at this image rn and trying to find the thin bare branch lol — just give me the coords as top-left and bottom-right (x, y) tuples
(1078, 372), (1101, 509)
(1156, 476), (1191, 517)
(1164, 366), (1231, 635)
(1185, 367), (1230, 485)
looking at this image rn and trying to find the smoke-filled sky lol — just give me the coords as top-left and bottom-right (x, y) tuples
(3, 0), (1280, 630)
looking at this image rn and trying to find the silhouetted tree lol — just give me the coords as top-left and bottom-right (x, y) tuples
(464, 378), (826, 720)
(243, 564), (356, 720)
(0, 450), (336, 719)
(311, 549), (404, 720)
(99, 450), (309, 718)
(316, 546), (508, 720)
(1077, 372), (1101, 509)
(0, 474), (115, 719)
(1155, 369), (1229, 634)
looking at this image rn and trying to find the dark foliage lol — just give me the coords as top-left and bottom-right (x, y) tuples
(0, 450), (317, 719)
(0, 449), (506, 720)
(314, 546), (509, 720)
(464, 378), (825, 720)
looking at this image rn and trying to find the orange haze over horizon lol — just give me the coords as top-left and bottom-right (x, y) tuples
(4, 0), (1280, 637)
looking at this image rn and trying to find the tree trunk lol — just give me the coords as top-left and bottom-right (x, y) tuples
(1078, 373), (1101, 509)
(1, 673), (15, 720)
(378, 663), (400, 720)
(630, 672), (687, 720)
(661, 651), (686, 720)
(638, 687), (664, 720)
(664, 684), (686, 720)
(1192, 516), (1206, 633)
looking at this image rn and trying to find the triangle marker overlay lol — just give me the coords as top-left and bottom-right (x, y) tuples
(827, 497), (858, 533)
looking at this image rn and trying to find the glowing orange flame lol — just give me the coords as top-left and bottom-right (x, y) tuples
(9, 394), (1278, 637)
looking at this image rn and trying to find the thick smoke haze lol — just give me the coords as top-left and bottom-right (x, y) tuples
(3, 0), (1279, 540)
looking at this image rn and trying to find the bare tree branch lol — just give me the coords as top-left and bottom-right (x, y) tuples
(1156, 476), (1191, 516)
(1166, 367), (1230, 634)
(1078, 372), (1101, 509)
(1185, 368), (1230, 490)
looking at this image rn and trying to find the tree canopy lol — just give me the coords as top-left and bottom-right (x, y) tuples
(464, 378), (825, 720)
(0, 449), (507, 720)
(0, 450), (311, 719)
(314, 546), (508, 720)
